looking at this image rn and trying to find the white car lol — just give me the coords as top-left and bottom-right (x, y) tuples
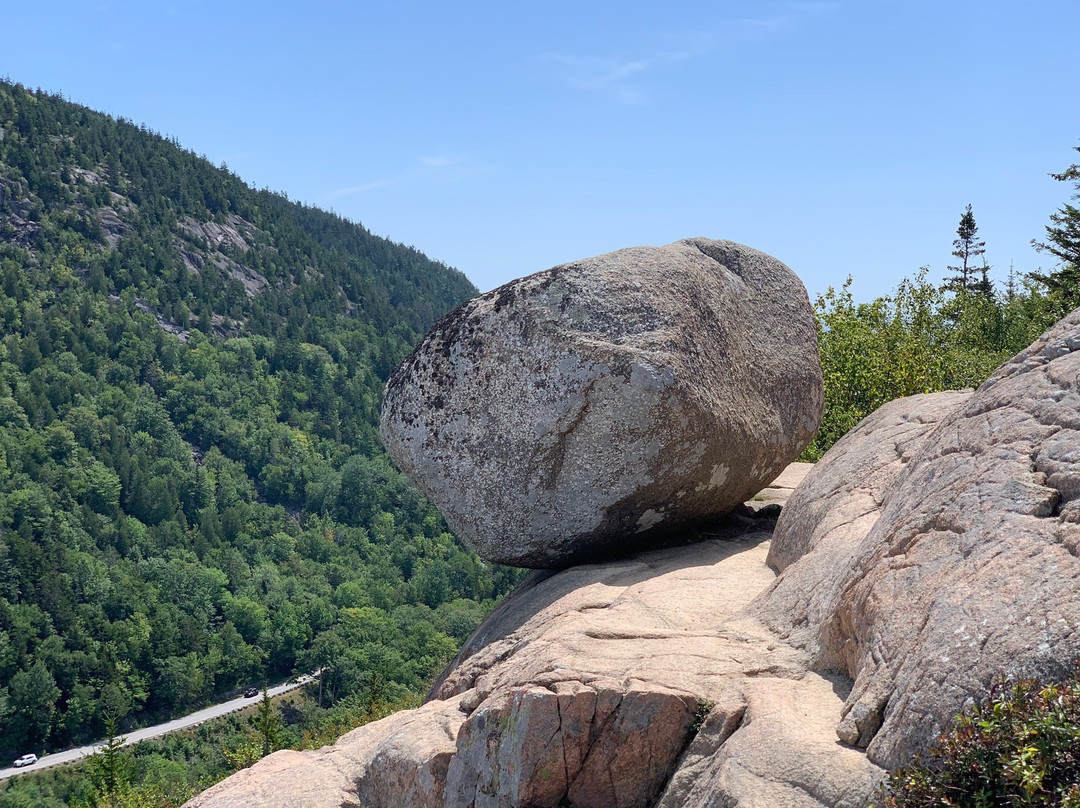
(12, 753), (37, 768)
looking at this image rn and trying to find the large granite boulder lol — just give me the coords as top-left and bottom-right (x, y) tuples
(756, 309), (1080, 769)
(381, 238), (822, 568)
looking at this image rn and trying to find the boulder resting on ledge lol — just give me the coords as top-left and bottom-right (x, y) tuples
(380, 238), (823, 568)
(189, 306), (1080, 807)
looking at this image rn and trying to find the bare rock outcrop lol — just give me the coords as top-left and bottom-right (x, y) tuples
(186, 465), (886, 808)
(179, 213), (255, 253)
(765, 390), (973, 574)
(755, 310), (1080, 769)
(185, 699), (463, 808)
(96, 204), (131, 248)
(380, 239), (822, 568)
(176, 214), (269, 297)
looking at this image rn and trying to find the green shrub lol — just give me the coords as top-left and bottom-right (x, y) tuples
(805, 271), (1054, 461)
(881, 669), (1080, 807)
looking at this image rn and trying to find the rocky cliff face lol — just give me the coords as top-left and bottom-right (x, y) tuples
(758, 309), (1080, 769)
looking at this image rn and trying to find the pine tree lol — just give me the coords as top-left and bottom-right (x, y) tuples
(86, 712), (132, 800)
(1030, 145), (1080, 311)
(944, 205), (987, 293)
(972, 261), (994, 299)
(257, 686), (283, 758)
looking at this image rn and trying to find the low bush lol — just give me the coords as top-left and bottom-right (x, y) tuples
(881, 669), (1080, 807)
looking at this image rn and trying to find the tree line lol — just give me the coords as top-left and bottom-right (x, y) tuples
(806, 145), (1080, 460)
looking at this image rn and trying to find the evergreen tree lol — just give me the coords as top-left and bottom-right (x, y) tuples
(0, 78), (537, 802)
(9, 661), (61, 748)
(1030, 144), (1080, 311)
(972, 261), (994, 299)
(86, 713), (132, 800)
(0, 78), (524, 761)
(1006, 262), (1018, 302)
(944, 204), (987, 293)
(257, 686), (283, 758)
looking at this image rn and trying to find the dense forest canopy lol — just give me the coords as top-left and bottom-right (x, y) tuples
(0, 78), (523, 759)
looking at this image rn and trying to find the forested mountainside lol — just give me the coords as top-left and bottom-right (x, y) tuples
(0, 80), (521, 758)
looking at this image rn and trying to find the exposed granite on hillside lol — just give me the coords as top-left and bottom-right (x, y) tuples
(757, 312), (1080, 768)
(186, 463), (887, 808)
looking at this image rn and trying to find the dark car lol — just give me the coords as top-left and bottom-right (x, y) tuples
(243, 686), (260, 698)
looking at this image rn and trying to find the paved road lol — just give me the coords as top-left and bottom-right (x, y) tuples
(0, 673), (318, 781)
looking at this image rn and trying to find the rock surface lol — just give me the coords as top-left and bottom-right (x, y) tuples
(765, 391), (973, 575)
(755, 311), (1080, 769)
(380, 239), (822, 568)
(189, 310), (1080, 808)
(183, 699), (463, 808)
(187, 463), (886, 808)
(176, 214), (269, 297)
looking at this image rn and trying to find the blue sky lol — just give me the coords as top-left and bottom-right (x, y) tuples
(5, 1), (1079, 300)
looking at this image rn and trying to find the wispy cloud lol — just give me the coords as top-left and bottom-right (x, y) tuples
(546, 4), (837, 104)
(544, 38), (712, 106)
(419, 154), (459, 168)
(325, 178), (398, 200)
(544, 54), (653, 104)
(325, 153), (479, 201)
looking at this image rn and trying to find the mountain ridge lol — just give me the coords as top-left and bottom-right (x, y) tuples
(0, 78), (522, 778)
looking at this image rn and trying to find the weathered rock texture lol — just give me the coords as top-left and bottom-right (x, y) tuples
(183, 699), (463, 808)
(765, 391), (973, 574)
(380, 239), (822, 568)
(177, 213), (269, 297)
(191, 311), (1080, 808)
(755, 309), (1080, 769)
(187, 464), (886, 808)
